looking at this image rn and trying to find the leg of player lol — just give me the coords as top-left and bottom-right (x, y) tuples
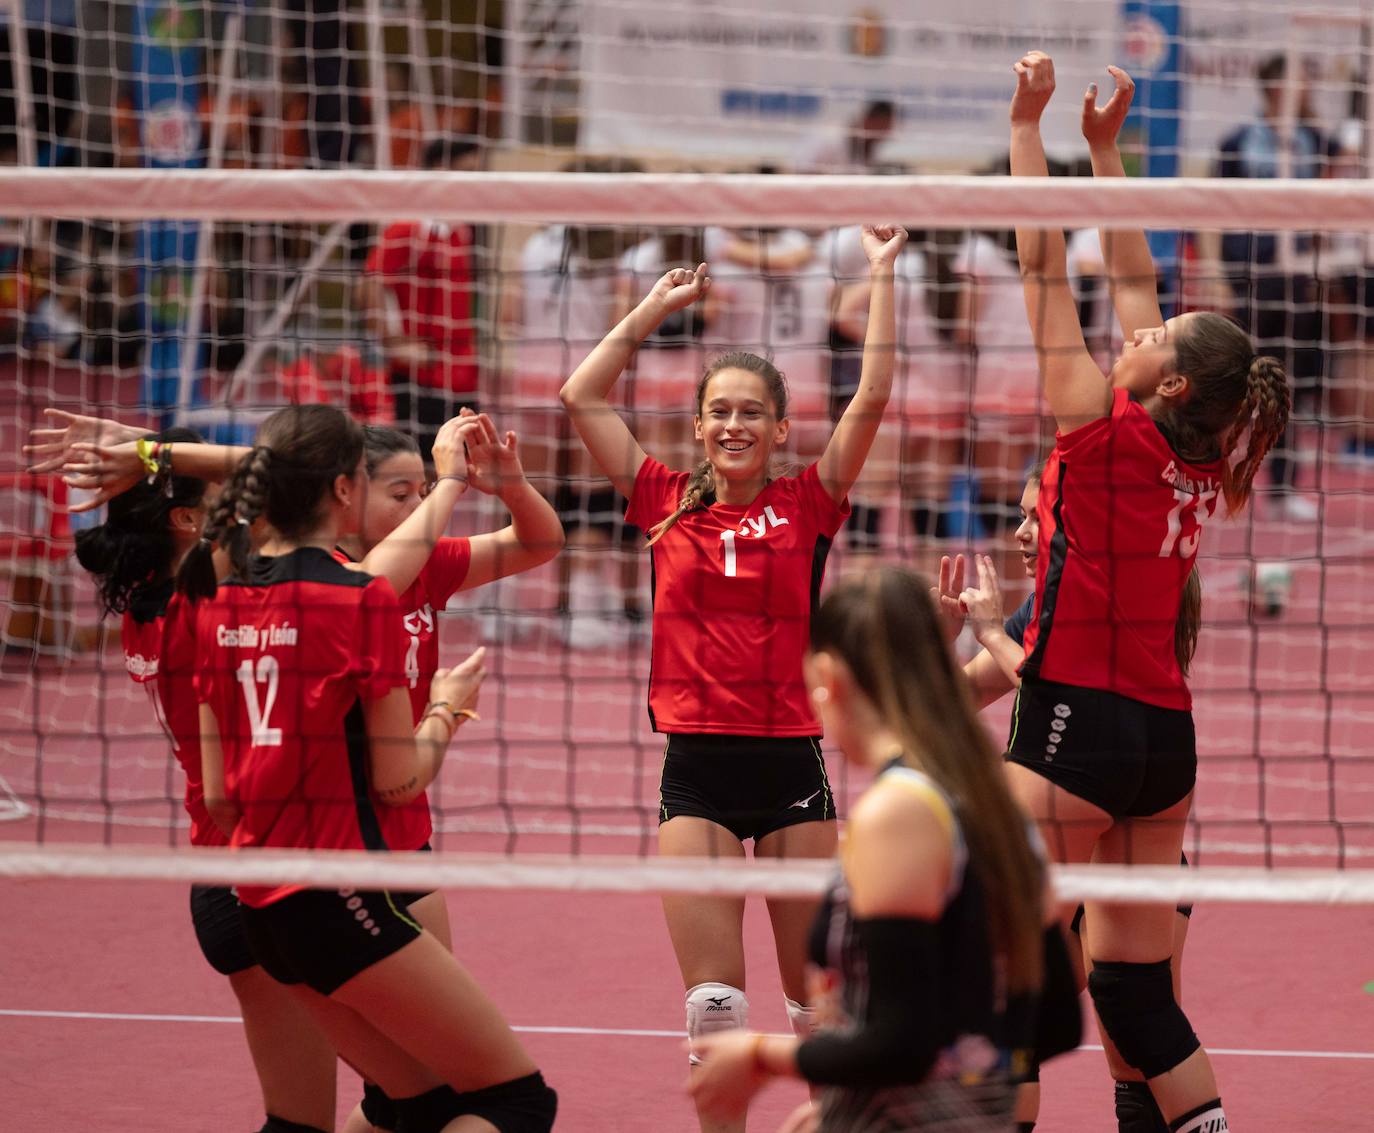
(1086, 796), (1225, 1131)
(229, 966), (338, 1132)
(342, 891), (456, 1133)
(660, 815), (749, 1133)
(328, 933), (552, 1125)
(1082, 910), (1189, 1133)
(755, 819), (838, 1035)
(1003, 762), (1113, 919)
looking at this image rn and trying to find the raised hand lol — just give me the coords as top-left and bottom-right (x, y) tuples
(430, 414), (470, 483)
(431, 646), (487, 718)
(1010, 50), (1056, 125)
(958, 554), (1007, 645)
(1081, 65), (1135, 150)
(930, 553), (968, 645)
(860, 223), (908, 271)
(59, 441), (145, 511)
(456, 411), (524, 497)
(648, 262), (711, 315)
(25, 409), (145, 474)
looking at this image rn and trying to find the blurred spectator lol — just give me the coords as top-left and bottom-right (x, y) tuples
(1319, 117), (1374, 462)
(797, 99), (895, 174)
(361, 135), (482, 461)
(283, 0), (366, 167)
(1209, 53), (1335, 520)
(380, 59), (424, 170)
(277, 346), (394, 426)
(0, 0), (80, 163)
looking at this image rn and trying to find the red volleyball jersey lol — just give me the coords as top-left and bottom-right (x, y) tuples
(1021, 389), (1222, 710)
(122, 584), (225, 848)
(333, 538), (471, 850)
(194, 548), (408, 906)
(626, 458), (850, 735)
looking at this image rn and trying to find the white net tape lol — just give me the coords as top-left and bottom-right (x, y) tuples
(2, 845), (1373, 905)
(1, 170), (1374, 229)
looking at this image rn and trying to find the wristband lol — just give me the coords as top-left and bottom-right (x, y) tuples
(435, 473), (469, 489)
(421, 710), (456, 743)
(427, 699), (479, 725)
(135, 437), (160, 479)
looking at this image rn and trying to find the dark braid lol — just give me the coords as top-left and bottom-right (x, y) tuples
(1165, 312), (1291, 514)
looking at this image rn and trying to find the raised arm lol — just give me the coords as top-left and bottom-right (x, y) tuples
(1081, 65), (1164, 339)
(817, 225), (907, 504)
(453, 412), (565, 589)
(354, 415), (470, 594)
(559, 264), (710, 497)
(1010, 51), (1112, 431)
(60, 439), (253, 511)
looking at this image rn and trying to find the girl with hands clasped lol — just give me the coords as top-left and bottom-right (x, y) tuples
(689, 569), (1081, 1133)
(561, 227), (907, 1133)
(1007, 50), (1291, 1133)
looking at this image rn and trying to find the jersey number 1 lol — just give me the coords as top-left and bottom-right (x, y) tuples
(236, 656), (283, 746)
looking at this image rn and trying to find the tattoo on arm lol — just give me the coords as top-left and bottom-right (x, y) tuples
(377, 777), (419, 802)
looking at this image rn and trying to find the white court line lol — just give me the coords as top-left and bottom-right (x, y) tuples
(2, 1009), (1371, 1060)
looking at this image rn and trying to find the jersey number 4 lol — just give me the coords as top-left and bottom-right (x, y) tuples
(1158, 487), (1217, 559)
(236, 656), (283, 747)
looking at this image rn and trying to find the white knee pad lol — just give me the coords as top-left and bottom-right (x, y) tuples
(685, 982), (749, 1065)
(784, 996), (816, 1040)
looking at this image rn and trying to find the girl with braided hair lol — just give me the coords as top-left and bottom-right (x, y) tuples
(1007, 53), (1291, 1133)
(561, 225), (906, 1133)
(184, 404), (557, 1133)
(71, 427), (338, 1133)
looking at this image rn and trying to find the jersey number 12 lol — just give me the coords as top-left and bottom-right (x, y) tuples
(236, 656), (283, 746)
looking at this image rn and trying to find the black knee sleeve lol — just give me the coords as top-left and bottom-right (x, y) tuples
(1088, 960), (1199, 1080)
(396, 1073), (557, 1133)
(1114, 1080), (1168, 1133)
(259, 1118), (330, 1133)
(361, 1081), (399, 1131)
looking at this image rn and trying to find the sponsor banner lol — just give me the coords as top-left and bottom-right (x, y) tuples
(576, 0), (1113, 163)
(566, 1), (1364, 168)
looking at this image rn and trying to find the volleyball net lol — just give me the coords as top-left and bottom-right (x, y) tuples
(0, 0), (1373, 902)
(0, 168), (1370, 907)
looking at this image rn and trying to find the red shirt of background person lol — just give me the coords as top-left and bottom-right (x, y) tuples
(364, 137), (482, 397)
(626, 458), (847, 736)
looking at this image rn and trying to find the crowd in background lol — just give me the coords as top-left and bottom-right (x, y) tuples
(2, 1), (1371, 536)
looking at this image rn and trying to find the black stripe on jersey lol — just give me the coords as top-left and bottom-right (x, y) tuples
(345, 698), (389, 851)
(220, 546), (372, 590)
(809, 533), (834, 622)
(645, 546), (658, 733)
(1020, 464), (1069, 681)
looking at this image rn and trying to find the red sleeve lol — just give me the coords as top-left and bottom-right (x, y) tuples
(1054, 388), (1127, 455)
(624, 457), (688, 531)
(422, 537), (472, 607)
(797, 463), (851, 538)
(351, 578), (410, 701)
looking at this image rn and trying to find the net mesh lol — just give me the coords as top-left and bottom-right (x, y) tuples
(0, 1), (1373, 900)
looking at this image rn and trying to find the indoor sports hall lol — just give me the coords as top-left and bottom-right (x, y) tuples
(2, 2), (1374, 1131)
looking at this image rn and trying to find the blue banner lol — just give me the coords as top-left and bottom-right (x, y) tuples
(129, 0), (204, 415)
(1121, 2), (1181, 285)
